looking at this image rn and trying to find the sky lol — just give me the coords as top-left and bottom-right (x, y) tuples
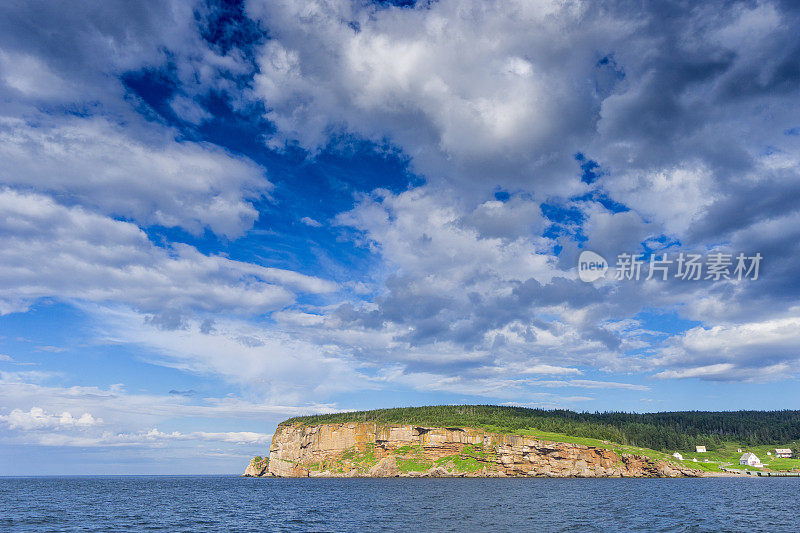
(0, 0), (799, 475)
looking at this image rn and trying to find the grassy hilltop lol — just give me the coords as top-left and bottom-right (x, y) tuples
(281, 405), (800, 459)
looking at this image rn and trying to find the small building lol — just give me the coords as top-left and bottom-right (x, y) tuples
(695, 445), (707, 453)
(775, 448), (793, 458)
(737, 448), (742, 453)
(672, 452), (683, 460)
(740, 452), (762, 467)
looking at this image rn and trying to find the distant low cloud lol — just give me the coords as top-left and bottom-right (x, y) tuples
(530, 380), (649, 392)
(0, 407), (102, 430)
(20, 428), (273, 448)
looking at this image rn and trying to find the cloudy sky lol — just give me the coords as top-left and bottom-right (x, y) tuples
(1, 0), (799, 474)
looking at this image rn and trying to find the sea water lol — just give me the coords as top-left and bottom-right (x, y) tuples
(1, 476), (797, 531)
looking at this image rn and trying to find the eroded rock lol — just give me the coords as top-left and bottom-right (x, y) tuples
(242, 456), (268, 477)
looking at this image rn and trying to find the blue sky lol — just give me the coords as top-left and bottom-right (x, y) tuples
(1, 0), (800, 474)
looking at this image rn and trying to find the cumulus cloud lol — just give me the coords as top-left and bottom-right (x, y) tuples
(231, 0), (800, 387)
(0, 407), (102, 430)
(246, 0), (800, 212)
(653, 316), (800, 381)
(247, 0), (618, 197)
(331, 187), (655, 369)
(246, 0), (800, 308)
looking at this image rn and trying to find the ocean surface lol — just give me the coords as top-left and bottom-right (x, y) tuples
(1, 476), (798, 532)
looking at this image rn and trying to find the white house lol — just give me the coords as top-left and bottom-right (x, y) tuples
(695, 445), (707, 453)
(672, 452), (683, 460)
(740, 452), (762, 467)
(775, 448), (793, 458)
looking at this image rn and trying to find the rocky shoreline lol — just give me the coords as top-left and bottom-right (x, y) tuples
(244, 422), (701, 478)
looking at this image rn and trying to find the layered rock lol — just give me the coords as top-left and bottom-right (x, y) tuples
(247, 422), (699, 478)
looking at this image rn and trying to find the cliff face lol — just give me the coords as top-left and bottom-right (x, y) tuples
(251, 422), (699, 478)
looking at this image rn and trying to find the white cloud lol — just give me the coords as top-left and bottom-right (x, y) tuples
(580, 203), (651, 259)
(193, 431), (272, 445)
(0, 407), (102, 430)
(247, 0), (619, 197)
(464, 198), (545, 240)
(517, 364), (582, 376)
(653, 316), (800, 381)
(0, 189), (335, 315)
(169, 95), (213, 125)
(391, 372), (647, 400)
(20, 428), (273, 448)
(0, 372), (337, 425)
(0, 49), (77, 99)
(654, 363), (791, 382)
(0, 115), (270, 237)
(246, 0), (800, 264)
(272, 310), (326, 327)
(35, 346), (67, 353)
(0, 370), (56, 384)
(93, 306), (373, 401)
(331, 187), (648, 370)
(0, 371), (342, 453)
(337, 187), (557, 286)
(300, 216), (323, 227)
(529, 379), (649, 391)
(603, 165), (718, 238)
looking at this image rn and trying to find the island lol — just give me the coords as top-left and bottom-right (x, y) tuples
(243, 406), (800, 478)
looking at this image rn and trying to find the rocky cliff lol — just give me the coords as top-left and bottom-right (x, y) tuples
(242, 456), (269, 477)
(246, 422), (699, 478)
